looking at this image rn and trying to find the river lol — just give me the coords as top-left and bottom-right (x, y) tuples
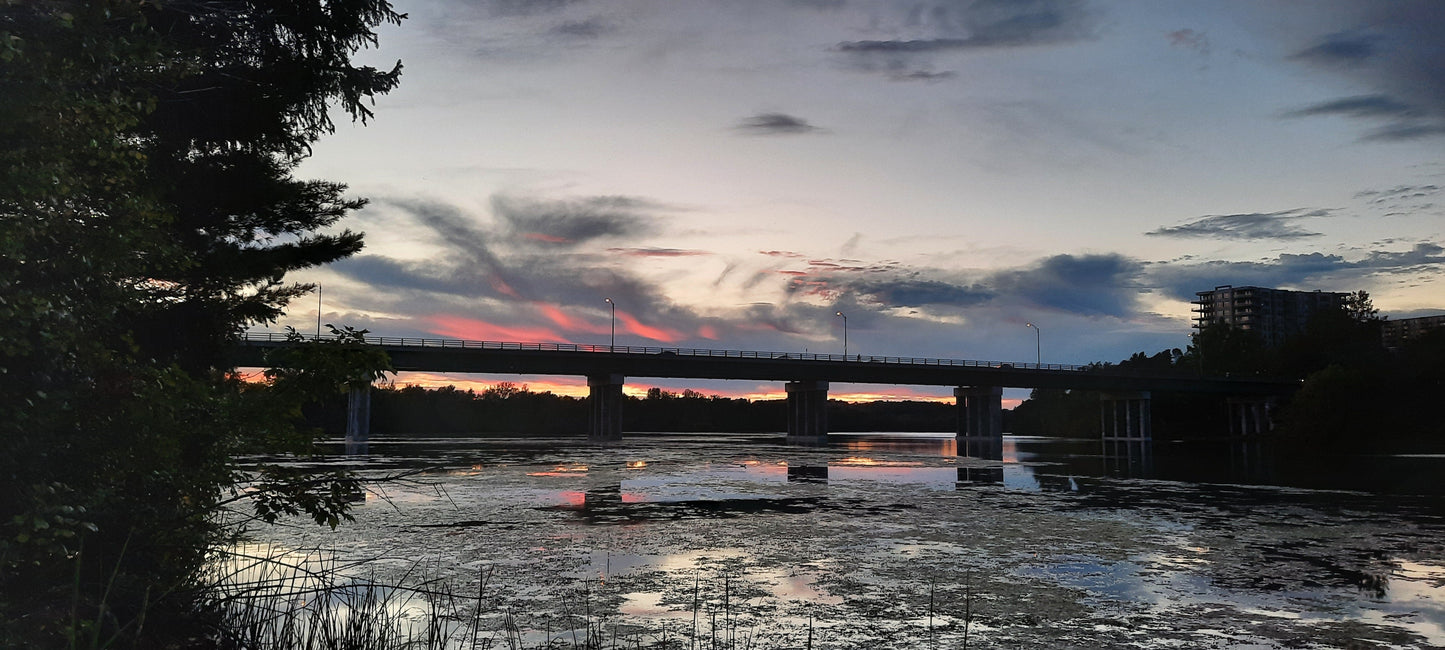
(232, 433), (1445, 649)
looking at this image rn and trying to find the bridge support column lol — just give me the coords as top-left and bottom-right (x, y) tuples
(587, 374), (625, 441)
(1100, 391), (1151, 441)
(1226, 397), (1274, 437)
(785, 381), (829, 444)
(954, 386), (1003, 439)
(346, 386), (371, 454)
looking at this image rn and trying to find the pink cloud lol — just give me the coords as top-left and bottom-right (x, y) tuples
(616, 311), (685, 343)
(428, 314), (567, 343)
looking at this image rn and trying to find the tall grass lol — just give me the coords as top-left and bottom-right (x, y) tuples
(197, 547), (975, 649)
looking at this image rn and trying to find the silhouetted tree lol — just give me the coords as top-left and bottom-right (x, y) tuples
(1, 2), (403, 646)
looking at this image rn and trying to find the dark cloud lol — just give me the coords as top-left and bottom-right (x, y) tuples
(1167, 29), (1209, 55)
(889, 69), (957, 82)
(492, 195), (657, 246)
(1282, 95), (1415, 119)
(1358, 242), (1445, 270)
(606, 247), (709, 258)
(1292, 30), (1380, 65)
(1346, 184), (1439, 212)
(1286, 4), (1445, 140)
(779, 252), (1143, 319)
(484, 0), (586, 18)
(837, 0), (1094, 78)
(374, 197), (520, 297)
(1146, 209), (1330, 241)
(326, 195), (724, 344)
(847, 278), (994, 308)
(551, 17), (609, 38)
(735, 113), (824, 135)
(1147, 243), (1445, 301)
(1362, 122), (1445, 142)
(991, 254), (1143, 318)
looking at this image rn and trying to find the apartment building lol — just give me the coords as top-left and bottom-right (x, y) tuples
(1192, 285), (1348, 347)
(1381, 315), (1445, 349)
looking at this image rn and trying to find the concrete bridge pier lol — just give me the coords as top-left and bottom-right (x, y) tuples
(954, 386), (1003, 439)
(587, 374), (625, 441)
(1100, 391), (1151, 440)
(785, 380), (829, 444)
(1226, 397), (1274, 436)
(346, 386), (371, 455)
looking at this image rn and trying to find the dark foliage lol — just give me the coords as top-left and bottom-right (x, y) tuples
(1011, 295), (1441, 449)
(0, 1), (402, 647)
(309, 384), (961, 435)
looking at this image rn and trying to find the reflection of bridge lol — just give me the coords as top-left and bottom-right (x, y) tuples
(234, 333), (1295, 443)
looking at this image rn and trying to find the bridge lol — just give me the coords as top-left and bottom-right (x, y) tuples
(234, 333), (1295, 444)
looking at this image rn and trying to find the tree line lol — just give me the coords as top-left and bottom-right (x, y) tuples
(306, 383), (969, 435)
(1013, 294), (1445, 451)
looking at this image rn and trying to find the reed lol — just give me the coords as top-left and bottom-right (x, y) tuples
(198, 548), (968, 649)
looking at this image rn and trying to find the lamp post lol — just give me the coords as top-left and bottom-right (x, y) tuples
(836, 311), (848, 358)
(1026, 321), (1041, 367)
(605, 298), (615, 351)
(316, 284), (322, 338)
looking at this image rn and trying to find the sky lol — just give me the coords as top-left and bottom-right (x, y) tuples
(267, 0), (1445, 402)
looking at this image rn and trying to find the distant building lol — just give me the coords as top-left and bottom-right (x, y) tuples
(1192, 285), (1348, 347)
(1381, 315), (1445, 349)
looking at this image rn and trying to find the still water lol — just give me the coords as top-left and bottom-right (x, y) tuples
(240, 434), (1445, 648)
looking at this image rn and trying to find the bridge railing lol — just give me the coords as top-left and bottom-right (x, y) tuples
(240, 332), (1088, 372)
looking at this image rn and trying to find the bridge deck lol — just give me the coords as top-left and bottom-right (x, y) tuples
(233, 333), (1295, 395)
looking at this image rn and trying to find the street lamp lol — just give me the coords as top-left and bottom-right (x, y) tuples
(1026, 321), (1041, 367)
(605, 298), (615, 351)
(836, 311), (848, 358)
(316, 283), (322, 338)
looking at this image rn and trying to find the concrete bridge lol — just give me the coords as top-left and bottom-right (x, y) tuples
(233, 333), (1294, 445)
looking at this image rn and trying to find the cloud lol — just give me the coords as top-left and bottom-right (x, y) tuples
(483, 0), (586, 18)
(1284, 4), (1445, 141)
(1282, 95), (1415, 120)
(734, 113), (825, 135)
(1166, 28), (1209, 55)
(551, 17), (610, 39)
(1146, 243), (1445, 301)
(844, 278), (995, 308)
(1291, 30), (1380, 66)
(991, 254), (1143, 318)
(492, 195), (658, 246)
(1146, 209), (1331, 241)
(1354, 184), (1440, 206)
(777, 251), (1144, 320)
(606, 247), (709, 258)
(326, 194), (724, 345)
(836, 0), (1095, 78)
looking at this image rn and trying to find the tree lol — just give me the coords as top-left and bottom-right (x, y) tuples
(1344, 290), (1380, 323)
(1, 2), (403, 646)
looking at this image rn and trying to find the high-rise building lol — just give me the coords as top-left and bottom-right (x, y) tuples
(1192, 285), (1348, 347)
(1381, 315), (1445, 349)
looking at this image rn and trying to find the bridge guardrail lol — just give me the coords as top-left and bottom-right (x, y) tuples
(240, 331), (1090, 372)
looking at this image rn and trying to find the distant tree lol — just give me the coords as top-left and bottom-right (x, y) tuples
(484, 381), (526, 400)
(1344, 290), (1381, 323)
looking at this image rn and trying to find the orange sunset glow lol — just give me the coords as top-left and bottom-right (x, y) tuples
(385, 372), (1016, 406)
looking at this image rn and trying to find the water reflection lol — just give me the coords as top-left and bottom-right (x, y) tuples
(786, 465), (827, 483)
(240, 433), (1445, 648)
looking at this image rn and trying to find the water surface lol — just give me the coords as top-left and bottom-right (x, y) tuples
(239, 433), (1445, 648)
